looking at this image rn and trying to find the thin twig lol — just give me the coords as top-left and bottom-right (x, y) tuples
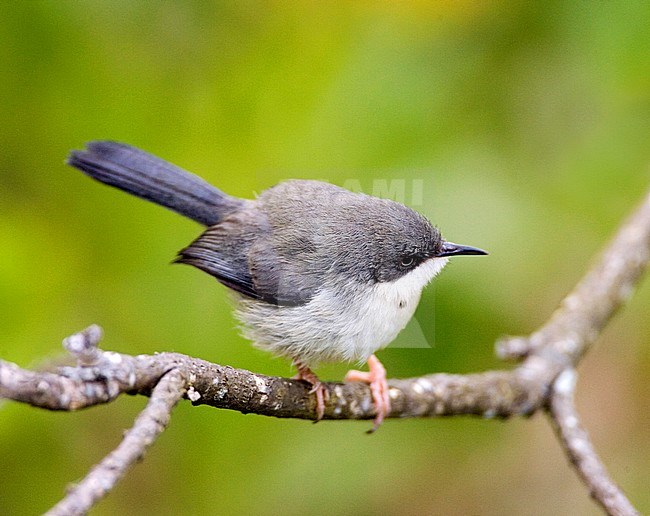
(498, 188), (650, 363)
(45, 369), (187, 516)
(547, 370), (638, 516)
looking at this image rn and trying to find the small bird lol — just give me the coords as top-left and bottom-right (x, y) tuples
(68, 141), (487, 431)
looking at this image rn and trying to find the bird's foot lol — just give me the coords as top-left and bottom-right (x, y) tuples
(293, 364), (329, 421)
(344, 354), (391, 433)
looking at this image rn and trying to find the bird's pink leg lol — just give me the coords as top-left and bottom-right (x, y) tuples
(293, 362), (329, 421)
(344, 354), (391, 432)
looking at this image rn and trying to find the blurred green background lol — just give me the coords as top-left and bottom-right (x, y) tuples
(1, 2), (649, 514)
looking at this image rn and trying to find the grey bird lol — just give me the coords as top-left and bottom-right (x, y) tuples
(68, 141), (487, 431)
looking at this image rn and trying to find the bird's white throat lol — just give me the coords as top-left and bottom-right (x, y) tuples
(378, 256), (450, 307)
(355, 256), (449, 356)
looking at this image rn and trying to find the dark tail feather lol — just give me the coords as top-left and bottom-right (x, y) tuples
(67, 141), (242, 226)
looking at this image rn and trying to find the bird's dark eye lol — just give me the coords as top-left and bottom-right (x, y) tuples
(400, 256), (415, 268)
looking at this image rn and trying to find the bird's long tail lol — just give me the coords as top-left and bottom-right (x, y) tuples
(67, 141), (242, 226)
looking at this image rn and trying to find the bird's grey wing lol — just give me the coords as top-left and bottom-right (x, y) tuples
(176, 224), (260, 300)
(177, 217), (320, 306)
(247, 238), (323, 306)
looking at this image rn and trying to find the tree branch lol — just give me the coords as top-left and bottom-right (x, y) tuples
(548, 370), (639, 516)
(497, 187), (650, 364)
(46, 369), (186, 516)
(0, 353), (544, 420)
(2, 187), (650, 514)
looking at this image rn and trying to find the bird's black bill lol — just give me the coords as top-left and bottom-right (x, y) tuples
(437, 242), (488, 257)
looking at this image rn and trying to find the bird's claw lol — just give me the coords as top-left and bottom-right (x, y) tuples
(293, 364), (329, 421)
(345, 354), (391, 432)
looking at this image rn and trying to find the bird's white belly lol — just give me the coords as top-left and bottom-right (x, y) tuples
(236, 258), (449, 365)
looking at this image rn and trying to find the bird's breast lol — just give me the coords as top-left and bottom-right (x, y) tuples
(235, 257), (448, 366)
(348, 257), (449, 359)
